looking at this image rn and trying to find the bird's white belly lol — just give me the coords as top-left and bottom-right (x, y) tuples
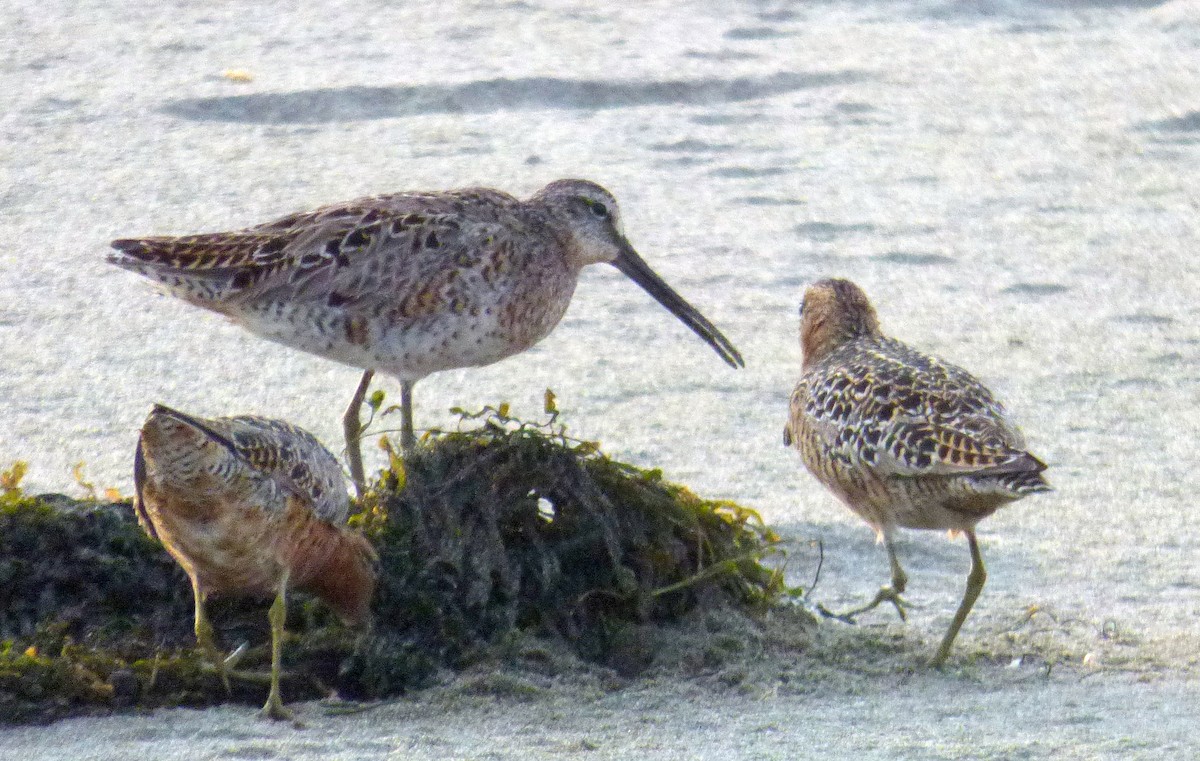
(233, 301), (549, 380)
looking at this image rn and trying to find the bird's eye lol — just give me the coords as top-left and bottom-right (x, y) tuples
(587, 200), (609, 219)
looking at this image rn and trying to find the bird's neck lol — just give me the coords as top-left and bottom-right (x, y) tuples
(297, 529), (377, 625)
(802, 315), (881, 368)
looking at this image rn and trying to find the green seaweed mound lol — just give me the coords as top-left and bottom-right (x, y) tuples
(0, 405), (785, 724)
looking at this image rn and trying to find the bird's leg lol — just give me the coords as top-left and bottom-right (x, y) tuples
(883, 535), (909, 619)
(821, 533), (909, 623)
(399, 379), (416, 451)
(190, 577), (233, 694)
(260, 570), (294, 721)
(343, 370), (374, 500)
(931, 530), (986, 668)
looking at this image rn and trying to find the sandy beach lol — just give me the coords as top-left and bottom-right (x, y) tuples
(1, 0), (1198, 757)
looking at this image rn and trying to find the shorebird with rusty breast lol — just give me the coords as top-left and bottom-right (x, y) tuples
(134, 404), (376, 719)
(110, 179), (744, 497)
(784, 279), (1050, 666)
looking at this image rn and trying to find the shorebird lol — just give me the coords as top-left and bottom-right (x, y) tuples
(133, 404), (377, 720)
(110, 179), (744, 497)
(783, 279), (1050, 666)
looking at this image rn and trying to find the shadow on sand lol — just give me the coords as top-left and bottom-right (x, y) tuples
(162, 70), (868, 124)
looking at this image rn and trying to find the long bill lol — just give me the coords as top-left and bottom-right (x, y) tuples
(611, 239), (744, 369)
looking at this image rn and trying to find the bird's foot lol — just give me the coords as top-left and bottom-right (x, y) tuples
(194, 640), (258, 694)
(199, 648), (233, 694)
(194, 618), (236, 694)
(211, 667), (277, 686)
(198, 664), (277, 688)
(198, 650), (278, 688)
(928, 646), (953, 669)
(259, 691), (296, 723)
(818, 586), (909, 624)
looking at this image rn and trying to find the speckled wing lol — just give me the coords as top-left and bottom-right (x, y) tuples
(148, 408), (351, 525)
(212, 415), (351, 525)
(792, 338), (1041, 479)
(109, 220), (311, 306)
(108, 189), (522, 320)
(258, 200), (524, 319)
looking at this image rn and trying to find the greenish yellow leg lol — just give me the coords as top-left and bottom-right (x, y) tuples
(399, 379), (416, 451)
(931, 530), (987, 668)
(259, 571), (294, 721)
(824, 534), (909, 623)
(191, 576), (232, 693)
(343, 370), (374, 501)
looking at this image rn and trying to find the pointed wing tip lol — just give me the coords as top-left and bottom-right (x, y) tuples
(145, 405), (239, 454)
(984, 451), (1052, 495)
(148, 402), (181, 420)
(110, 238), (145, 255)
(1006, 450), (1049, 475)
(107, 239), (154, 269)
(110, 238), (180, 265)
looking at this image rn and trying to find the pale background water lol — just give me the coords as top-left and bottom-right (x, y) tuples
(1, 0), (1198, 757)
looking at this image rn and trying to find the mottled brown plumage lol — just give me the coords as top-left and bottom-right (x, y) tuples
(134, 405), (376, 719)
(784, 279), (1049, 665)
(110, 180), (743, 497)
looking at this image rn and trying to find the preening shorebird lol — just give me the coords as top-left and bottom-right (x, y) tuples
(134, 405), (376, 719)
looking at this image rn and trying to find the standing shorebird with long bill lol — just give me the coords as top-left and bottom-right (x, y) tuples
(110, 179), (744, 496)
(134, 405), (376, 720)
(784, 279), (1050, 666)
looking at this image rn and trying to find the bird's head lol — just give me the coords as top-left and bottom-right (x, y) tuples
(315, 530), (378, 627)
(799, 278), (882, 364)
(531, 179), (744, 369)
(534, 178), (628, 267)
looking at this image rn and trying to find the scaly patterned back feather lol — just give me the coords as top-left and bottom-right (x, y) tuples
(109, 188), (532, 316)
(135, 405), (350, 525)
(790, 336), (1042, 480)
(785, 279), (1049, 532)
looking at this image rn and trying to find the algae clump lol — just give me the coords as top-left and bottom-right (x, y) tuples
(0, 403), (787, 724)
